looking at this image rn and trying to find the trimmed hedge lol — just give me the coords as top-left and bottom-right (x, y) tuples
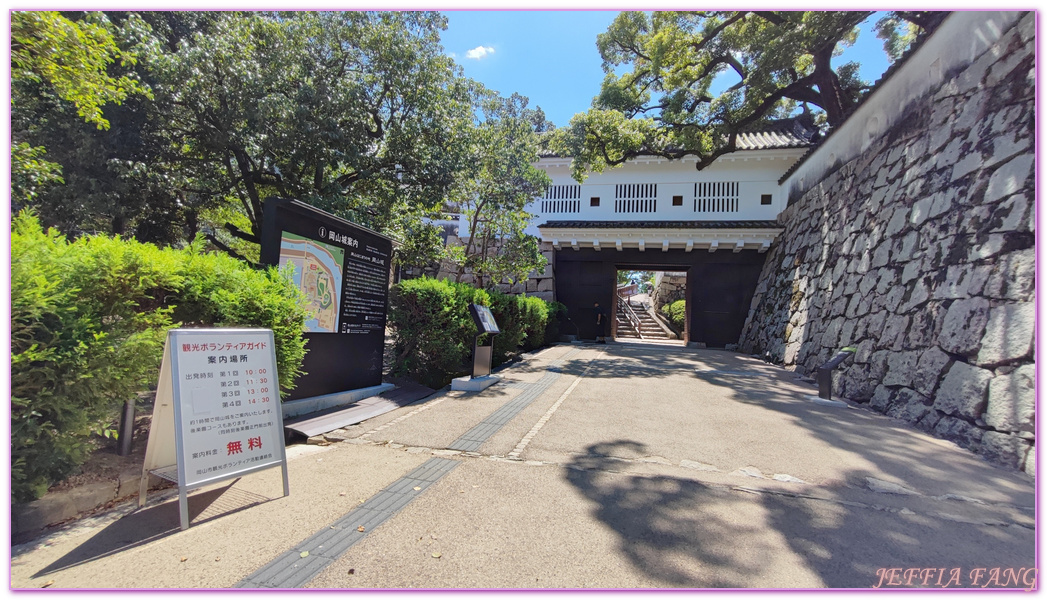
(661, 299), (686, 331)
(389, 277), (559, 388)
(388, 277), (489, 389)
(11, 212), (309, 503)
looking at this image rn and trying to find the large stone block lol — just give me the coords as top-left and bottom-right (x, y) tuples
(839, 364), (876, 401)
(899, 277), (931, 312)
(886, 393), (933, 424)
(885, 206), (911, 238)
(821, 319), (842, 348)
(985, 154), (1034, 204)
(880, 314), (910, 351)
(967, 234), (1008, 263)
(937, 297), (991, 355)
(979, 431), (1030, 470)
(934, 415), (984, 450)
(913, 348), (953, 397)
(862, 311), (888, 340)
(934, 362), (992, 420)
(915, 410), (942, 433)
(869, 385), (892, 412)
(932, 264), (971, 300)
(985, 363), (1035, 432)
(984, 248), (1034, 300)
(904, 307), (940, 350)
(988, 193), (1031, 233)
(882, 351), (920, 388)
(976, 302), (1034, 365)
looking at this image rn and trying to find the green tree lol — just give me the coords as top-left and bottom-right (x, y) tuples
(11, 11), (152, 211)
(11, 11), (150, 130)
(149, 11), (477, 245)
(551, 11), (945, 181)
(447, 92), (552, 289)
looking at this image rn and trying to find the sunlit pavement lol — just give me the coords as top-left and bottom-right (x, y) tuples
(12, 343), (1035, 589)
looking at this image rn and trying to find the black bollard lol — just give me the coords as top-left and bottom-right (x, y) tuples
(117, 397), (136, 456)
(817, 348), (856, 401)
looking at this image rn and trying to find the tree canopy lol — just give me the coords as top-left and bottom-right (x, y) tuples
(12, 11), (550, 277)
(550, 10), (946, 181)
(447, 92), (552, 288)
(11, 11), (151, 212)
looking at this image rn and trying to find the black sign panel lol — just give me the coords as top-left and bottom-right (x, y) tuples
(469, 304), (500, 335)
(260, 198), (395, 400)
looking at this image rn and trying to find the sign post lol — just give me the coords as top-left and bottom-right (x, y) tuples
(452, 305), (502, 392)
(139, 328), (290, 530)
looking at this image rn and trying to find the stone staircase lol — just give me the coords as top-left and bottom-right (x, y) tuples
(616, 299), (672, 340)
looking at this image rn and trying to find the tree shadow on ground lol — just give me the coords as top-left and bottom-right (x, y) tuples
(562, 343), (1032, 506)
(33, 482), (273, 577)
(564, 440), (766, 587)
(692, 359), (1034, 506)
(565, 440), (1035, 588)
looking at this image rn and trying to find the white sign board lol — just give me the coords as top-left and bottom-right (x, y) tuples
(139, 328), (289, 530)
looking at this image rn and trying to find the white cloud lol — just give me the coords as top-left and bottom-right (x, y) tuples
(465, 46), (495, 60)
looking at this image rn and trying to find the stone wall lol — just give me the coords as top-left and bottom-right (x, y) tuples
(435, 237), (556, 302)
(740, 13), (1035, 474)
(652, 272), (687, 311)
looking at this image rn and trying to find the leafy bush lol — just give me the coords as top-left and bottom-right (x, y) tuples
(10, 211), (309, 503)
(489, 291), (549, 360)
(170, 247), (309, 393)
(388, 277), (488, 388)
(543, 301), (567, 343)
(388, 277), (556, 387)
(518, 296), (551, 353)
(661, 299), (686, 331)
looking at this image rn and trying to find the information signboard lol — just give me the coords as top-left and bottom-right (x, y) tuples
(260, 199), (395, 399)
(469, 304), (501, 335)
(139, 329), (289, 530)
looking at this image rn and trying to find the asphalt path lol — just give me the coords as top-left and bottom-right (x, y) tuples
(11, 343), (1036, 590)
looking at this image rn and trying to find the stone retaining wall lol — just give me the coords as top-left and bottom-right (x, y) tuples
(436, 237), (556, 302)
(652, 272), (687, 312)
(740, 13), (1035, 474)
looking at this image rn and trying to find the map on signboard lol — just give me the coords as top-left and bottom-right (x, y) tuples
(279, 232), (344, 333)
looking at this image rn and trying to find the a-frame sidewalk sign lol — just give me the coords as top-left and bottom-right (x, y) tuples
(138, 328), (290, 530)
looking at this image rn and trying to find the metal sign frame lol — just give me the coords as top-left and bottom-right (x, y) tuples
(469, 304), (500, 378)
(139, 328), (290, 530)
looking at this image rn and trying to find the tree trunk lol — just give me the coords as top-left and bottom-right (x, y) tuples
(811, 46), (849, 127)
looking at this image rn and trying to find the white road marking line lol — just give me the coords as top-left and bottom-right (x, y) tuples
(509, 351), (604, 458)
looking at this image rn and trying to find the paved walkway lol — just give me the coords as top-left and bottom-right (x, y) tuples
(11, 344), (1035, 589)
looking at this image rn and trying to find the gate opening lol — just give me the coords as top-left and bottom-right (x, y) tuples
(614, 269), (687, 344)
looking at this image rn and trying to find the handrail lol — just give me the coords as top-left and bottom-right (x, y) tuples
(617, 294), (644, 340)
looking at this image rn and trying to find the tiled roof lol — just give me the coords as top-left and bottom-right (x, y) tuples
(537, 117), (817, 159)
(735, 117), (819, 150)
(537, 220), (782, 229)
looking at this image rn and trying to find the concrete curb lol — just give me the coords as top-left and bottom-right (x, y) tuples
(12, 468), (166, 544)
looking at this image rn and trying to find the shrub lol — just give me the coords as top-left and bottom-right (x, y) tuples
(170, 245), (309, 393)
(543, 301), (567, 343)
(662, 299), (686, 331)
(518, 296), (551, 352)
(12, 214), (178, 502)
(10, 211), (309, 503)
(389, 277), (489, 388)
(388, 277), (556, 386)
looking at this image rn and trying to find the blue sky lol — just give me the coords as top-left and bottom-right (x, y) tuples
(439, 11), (893, 128)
